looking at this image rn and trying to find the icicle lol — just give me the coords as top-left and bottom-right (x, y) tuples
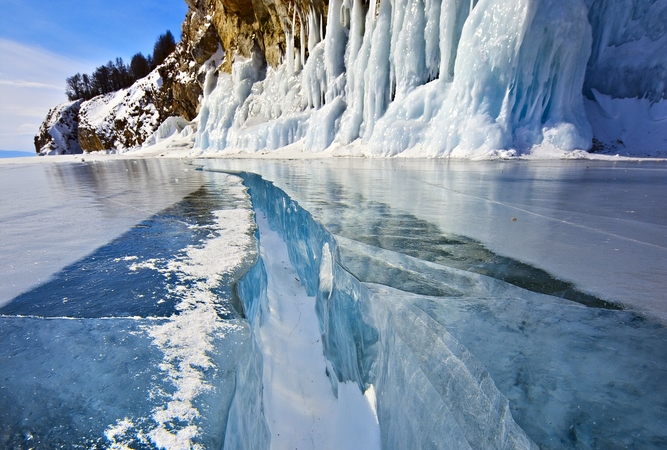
(338, 0), (376, 144)
(439, 0), (473, 82)
(390, 0), (428, 99)
(346, 0), (365, 67)
(361, 0), (392, 139)
(292, 7), (296, 35)
(308, 7), (319, 54)
(424, 0), (441, 81)
(369, 0), (377, 22)
(284, 9), (295, 75)
(299, 9), (306, 68)
(341, 0), (352, 28)
(324, 0), (347, 81)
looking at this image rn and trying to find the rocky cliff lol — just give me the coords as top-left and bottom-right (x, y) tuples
(35, 100), (83, 155)
(35, 0), (330, 154)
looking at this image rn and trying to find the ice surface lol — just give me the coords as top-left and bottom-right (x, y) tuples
(251, 212), (381, 450)
(215, 163), (667, 448)
(209, 158), (667, 322)
(0, 166), (258, 448)
(0, 159), (208, 306)
(232, 171), (538, 448)
(192, 0), (667, 157)
(2, 159), (666, 448)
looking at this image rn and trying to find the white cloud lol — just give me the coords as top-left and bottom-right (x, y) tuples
(0, 79), (62, 90)
(0, 39), (96, 151)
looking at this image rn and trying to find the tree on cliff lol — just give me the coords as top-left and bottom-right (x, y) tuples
(152, 31), (176, 68)
(65, 30), (177, 101)
(130, 53), (152, 80)
(66, 58), (134, 101)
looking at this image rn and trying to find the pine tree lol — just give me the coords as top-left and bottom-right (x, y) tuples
(152, 30), (176, 68)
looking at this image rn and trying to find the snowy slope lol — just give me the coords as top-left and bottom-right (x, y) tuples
(77, 72), (162, 151)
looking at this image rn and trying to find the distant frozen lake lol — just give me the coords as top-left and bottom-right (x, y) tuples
(1, 158), (666, 449)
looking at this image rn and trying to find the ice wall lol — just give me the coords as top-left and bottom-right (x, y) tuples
(192, 0), (667, 157)
(228, 171), (537, 448)
(585, 0), (667, 102)
(426, 0), (592, 156)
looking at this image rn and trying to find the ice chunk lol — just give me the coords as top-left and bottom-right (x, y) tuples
(142, 115), (191, 147)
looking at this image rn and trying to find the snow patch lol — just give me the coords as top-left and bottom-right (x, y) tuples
(103, 174), (256, 449)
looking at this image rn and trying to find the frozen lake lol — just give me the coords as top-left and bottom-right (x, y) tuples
(1, 158), (666, 448)
(209, 158), (667, 320)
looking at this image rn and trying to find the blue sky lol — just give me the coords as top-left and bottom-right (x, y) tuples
(0, 0), (188, 152)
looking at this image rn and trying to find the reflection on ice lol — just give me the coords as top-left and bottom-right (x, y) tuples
(207, 159), (667, 321)
(0, 159), (208, 306)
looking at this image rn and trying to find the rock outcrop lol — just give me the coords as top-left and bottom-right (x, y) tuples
(34, 100), (83, 155)
(35, 1), (225, 153)
(211, 0), (327, 72)
(35, 100), (82, 155)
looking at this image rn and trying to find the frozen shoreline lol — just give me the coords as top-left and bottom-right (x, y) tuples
(3, 140), (667, 166)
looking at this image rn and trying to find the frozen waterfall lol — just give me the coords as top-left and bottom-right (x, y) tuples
(194, 0), (667, 157)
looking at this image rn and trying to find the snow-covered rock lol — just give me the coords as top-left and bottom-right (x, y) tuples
(77, 72), (163, 151)
(34, 100), (82, 155)
(34, 5), (222, 154)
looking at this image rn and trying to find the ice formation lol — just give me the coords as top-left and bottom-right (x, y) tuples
(226, 172), (540, 448)
(584, 0), (667, 102)
(194, 0), (667, 157)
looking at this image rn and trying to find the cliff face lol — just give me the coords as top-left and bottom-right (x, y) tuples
(210, 0), (327, 71)
(73, 4), (225, 153)
(34, 1), (219, 153)
(35, 0), (330, 154)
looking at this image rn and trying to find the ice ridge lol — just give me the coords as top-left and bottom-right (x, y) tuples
(226, 171), (538, 449)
